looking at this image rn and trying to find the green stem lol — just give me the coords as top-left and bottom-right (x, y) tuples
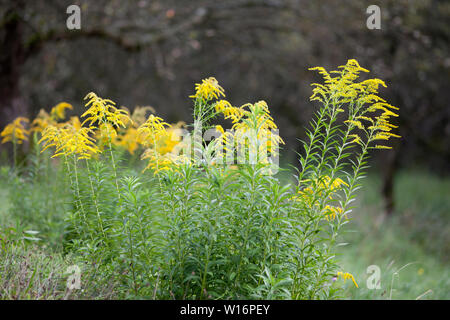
(71, 156), (90, 239)
(85, 160), (107, 243)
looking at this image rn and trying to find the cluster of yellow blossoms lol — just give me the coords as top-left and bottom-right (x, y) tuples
(336, 271), (359, 288)
(189, 78), (285, 166)
(0, 117), (30, 144)
(137, 114), (187, 173)
(296, 175), (348, 221)
(309, 59), (400, 149)
(1, 59), (398, 177)
(189, 77), (225, 101)
(1, 94), (185, 170)
(40, 122), (99, 160)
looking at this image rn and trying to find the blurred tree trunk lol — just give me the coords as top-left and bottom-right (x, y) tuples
(0, 3), (28, 128)
(381, 142), (400, 216)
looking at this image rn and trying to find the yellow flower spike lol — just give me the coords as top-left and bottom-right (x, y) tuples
(39, 122), (100, 160)
(157, 123), (184, 155)
(51, 102), (73, 120)
(374, 145), (392, 149)
(137, 114), (187, 173)
(323, 205), (344, 221)
(215, 125), (225, 135)
(190, 77), (225, 101)
(31, 109), (54, 133)
(356, 116), (374, 124)
(1, 117), (30, 144)
(215, 100), (232, 113)
(345, 120), (365, 130)
(137, 114), (171, 146)
(348, 134), (361, 145)
(310, 59), (400, 149)
(82, 92), (131, 129)
(336, 272), (359, 288)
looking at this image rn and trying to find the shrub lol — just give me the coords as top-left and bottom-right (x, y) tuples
(0, 59), (399, 299)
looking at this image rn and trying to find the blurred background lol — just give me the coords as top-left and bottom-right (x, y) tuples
(0, 0), (448, 298)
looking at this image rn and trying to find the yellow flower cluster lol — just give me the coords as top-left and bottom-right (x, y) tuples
(157, 122), (185, 155)
(1, 102), (76, 147)
(108, 106), (155, 154)
(215, 100), (244, 123)
(39, 123), (99, 160)
(31, 102), (75, 134)
(1, 117), (30, 144)
(301, 176), (348, 195)
(309, 59), (372, 104)
(51, 102), (73, 120)
(336, 271), (358, 288)
(0, 91), (185, 173)
(295, 175), (347, 221)
(141, 149), (189, 174)
(214, 99), (285, 165)
(323, 205), (344, 221)
(138, 115), (186, 173)
(31, 109), (53, 133)
(309, 59), (400, 149)
(82, 92), (130, 130)
(138, 115), (170, 146)
(114, 127), (141, 155)
(189, 77), (225, 101)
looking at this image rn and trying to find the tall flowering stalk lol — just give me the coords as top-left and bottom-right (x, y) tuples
(39, 121), (100, 240)
(290, 59), (400, 298)
(82, 92), (130, 200)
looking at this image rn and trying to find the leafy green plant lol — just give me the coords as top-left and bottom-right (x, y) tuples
(0, 59), (400, 299)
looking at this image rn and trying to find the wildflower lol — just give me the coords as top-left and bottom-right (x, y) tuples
(157, 122), (185, 155)
(310, 59), (400, 149)
(138, 114), (171, 146)
(97, 123), (118, 146)
(222, 100), (284, 164)
(82, 92), (130, 130)
(138, 115), (187, 174)
(51, 102), (73, 120)
(114, 127), (141, 155)
(344, 120), (364, 130)
(39, 123), (100, 160)
(348, 134), (361, 145)
(215, 125), (225, 135)
(31, 109), (53, 133)
(323, 205), (344, 221)
(141, 150), (188, 174)
(1, 117), (30, 144)
(336, 271), (358, 288)
(190, 77), (225, 101)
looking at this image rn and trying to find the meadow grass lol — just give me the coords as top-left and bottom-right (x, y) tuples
(337, 169), (449, 299)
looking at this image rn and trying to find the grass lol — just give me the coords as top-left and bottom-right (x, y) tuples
(337, 169), (450, 299)
(0, 167), (448, 299)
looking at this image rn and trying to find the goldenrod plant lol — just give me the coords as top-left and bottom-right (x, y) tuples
(0, 59), (399, 299)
